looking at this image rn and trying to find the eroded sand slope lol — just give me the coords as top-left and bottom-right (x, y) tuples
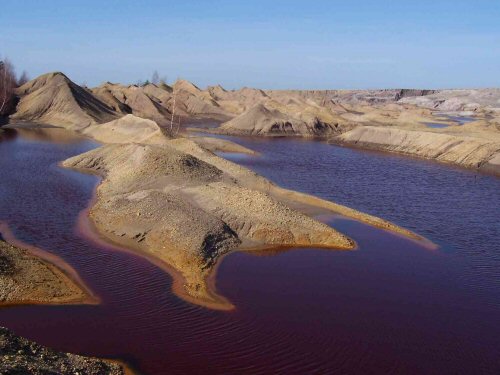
(333, 126), (500, 175)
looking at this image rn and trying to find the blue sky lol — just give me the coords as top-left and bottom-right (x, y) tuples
(1, 0), (499, 89)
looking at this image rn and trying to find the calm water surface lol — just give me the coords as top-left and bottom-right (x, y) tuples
(425, 114), (477, 128)
(0, 128), (499, 374)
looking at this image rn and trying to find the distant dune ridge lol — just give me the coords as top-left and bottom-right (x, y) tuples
(5, 71), (500, 176)
(5, 71), (500, 177)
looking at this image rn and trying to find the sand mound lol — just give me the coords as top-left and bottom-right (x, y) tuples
(173, 80), (230, 120)
(334, 126), (500, 174)
(91, 79), (229, 123)
(173, 79), (202, 94)
(214, 103), (352, 137)
(90, 84), (132, 114)
(92, 83), (171, 123)
(11, 72), (118, 129)
(83, 114), (168, 144)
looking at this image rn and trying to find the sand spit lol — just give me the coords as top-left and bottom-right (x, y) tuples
(62, 141), (354, 307)
(62, 132), (424, 308)
(0, 327), (126, 375)
(0, 223), (93, 306)
(11, 72), (118, 129)
(187, 136), (256, 154)
(333, 126), (500, 175)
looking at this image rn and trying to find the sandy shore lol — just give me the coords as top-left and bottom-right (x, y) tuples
(332, 126), (500, 176)
(74, 187), (236, 310)
(0, 222), (96, 307)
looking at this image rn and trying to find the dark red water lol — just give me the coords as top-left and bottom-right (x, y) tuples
(0, 128), (499, 374)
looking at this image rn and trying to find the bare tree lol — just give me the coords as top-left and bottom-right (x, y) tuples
(18, 70), (29, 86)
(175, 114), (181, 136)
(170, 90), (176, 134)
(152, 70), (160, 85)
(0, 58), (17, 116)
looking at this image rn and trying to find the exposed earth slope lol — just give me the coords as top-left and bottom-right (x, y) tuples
(333, 125), (500, 175)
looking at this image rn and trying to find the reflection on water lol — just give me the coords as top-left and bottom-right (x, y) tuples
(424, 122), (449, 128)
(0, 128), (499, 374)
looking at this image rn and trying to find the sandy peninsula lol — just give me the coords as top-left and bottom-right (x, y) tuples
(0, 223), (93, 306)
(62, 115), (424, 309)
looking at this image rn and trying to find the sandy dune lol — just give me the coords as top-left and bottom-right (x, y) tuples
(209, 102), (355, 137)
(11, 73), (118, 129)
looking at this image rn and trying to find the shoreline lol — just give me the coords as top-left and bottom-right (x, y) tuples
(189, 127), (500, 178)
(270, 186), (437, 248)
(330, 137), (500, 178)
(74, 180), (236, 311)
(0, 221), (98, 307)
